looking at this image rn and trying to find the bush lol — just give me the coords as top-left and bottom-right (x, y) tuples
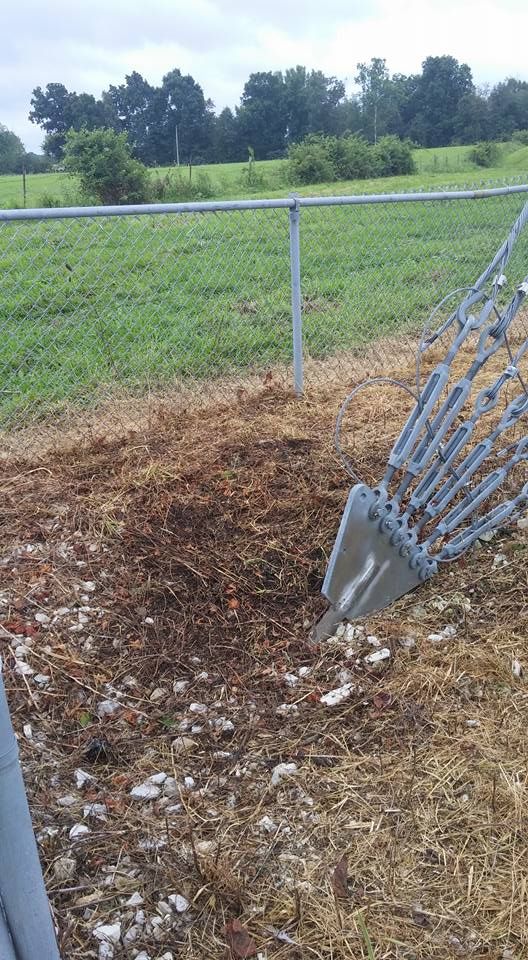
(37, 192), (62, 208)
(63, 128), (150, 205)
(373, 136), (416, 176)
(150, 170), (215, 202)
(512, 129), (528, 145)
(238, 163), (269, 191)
(468, 141), (500, 168)
(288, 132), (414, 185)
(327, 135), (373, 179)
(288, 136), (336, 185)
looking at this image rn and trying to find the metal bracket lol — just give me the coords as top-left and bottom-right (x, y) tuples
(312, 484), (437, 642)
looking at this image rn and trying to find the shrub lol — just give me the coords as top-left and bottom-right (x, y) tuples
(238, 164), (269, 191)
(37, 192), (62, 208)
(288, 136), (336, 185)
(327, 135), (373, 179)
(288, 132), (414, 185)
(150, 170), (215, 202)
(468, 141), (500, 168)
(63, 128), (150, 205)
(192, 171), (214, 199)
(373, 136), (416, 176)
(512, 129), (528, 145)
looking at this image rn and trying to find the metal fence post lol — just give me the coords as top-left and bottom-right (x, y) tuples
(0, 661), (61, 959)
(288, 194), (304, 395)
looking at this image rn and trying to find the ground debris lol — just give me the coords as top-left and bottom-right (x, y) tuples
(1, 370), (526, 959)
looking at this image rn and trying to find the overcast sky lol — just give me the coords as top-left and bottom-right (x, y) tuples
(3, 0), (528, 152)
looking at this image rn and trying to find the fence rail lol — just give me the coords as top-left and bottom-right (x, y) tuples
(1, 181), (528, 455)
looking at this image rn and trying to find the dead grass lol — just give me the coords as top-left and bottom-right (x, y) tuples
(0, 349), (527, 960)
(0, 329), (419, 464)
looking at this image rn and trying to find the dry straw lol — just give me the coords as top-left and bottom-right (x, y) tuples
(0, 349), (526, 958)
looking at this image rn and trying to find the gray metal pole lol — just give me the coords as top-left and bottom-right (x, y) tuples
(289, 195), (304, 396)
(0, 662), (61, 959)
(0, 904), (17, 960)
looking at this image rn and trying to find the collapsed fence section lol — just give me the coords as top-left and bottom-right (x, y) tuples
(1, 183), (528, 455)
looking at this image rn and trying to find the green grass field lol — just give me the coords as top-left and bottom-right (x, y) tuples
(1, 141), (528, 210)
(1, 142), (528, 429)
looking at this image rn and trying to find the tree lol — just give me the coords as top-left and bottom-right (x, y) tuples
(488, 79), (528, 139)
(30, 83), (72, 135)
(63, 128), (149, 204)
(30, 83), (72, 159)
(236, 72), (287, 159)
(22, 152), (52, 174)
(332, 96), (363, 137)
(453, 92), (489, 144)
(355, 58), (390, 143)
(146, 69), (215, 165)
(410, 56), (474, 146)
(102, 72), (155, 163)
(0, 125), (25, 173)
(283, 66), (345, 143)
(29, 83), (107, 160)
(212, 107), (244, 162)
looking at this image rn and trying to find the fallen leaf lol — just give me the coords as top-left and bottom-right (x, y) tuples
(372, 691), (393, 710)
(228, 598), (240, 610)
(307, 689), (322, 702)
(122, 709), (140, 726)
(2, 619), (26, 633)
(332, 854), (349, 898)
(224, 918), (258, 958)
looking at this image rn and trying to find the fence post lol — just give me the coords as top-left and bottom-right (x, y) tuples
(0, 660), (61, 959)
(288, 194), (304, 395)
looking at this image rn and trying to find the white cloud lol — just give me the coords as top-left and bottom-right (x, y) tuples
(2, 0), (528, 151)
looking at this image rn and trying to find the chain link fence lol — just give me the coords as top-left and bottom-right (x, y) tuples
(1, 183), (528, 457)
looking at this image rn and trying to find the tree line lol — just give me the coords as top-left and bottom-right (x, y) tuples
(1, 55), (528, 175)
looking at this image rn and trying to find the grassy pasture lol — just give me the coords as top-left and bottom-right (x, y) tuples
(1, 141), (528, 209)
(1, 143), (528, 430)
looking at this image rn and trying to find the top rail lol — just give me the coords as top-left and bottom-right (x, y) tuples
(1, 183), (528, 223)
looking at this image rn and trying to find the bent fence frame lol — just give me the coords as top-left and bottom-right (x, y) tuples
(1, 181), (528, 958)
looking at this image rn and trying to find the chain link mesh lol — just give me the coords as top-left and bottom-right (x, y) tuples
(0, 207), (292, 455)
(300, 190), (528, 384)
(1, 185), (528, 458)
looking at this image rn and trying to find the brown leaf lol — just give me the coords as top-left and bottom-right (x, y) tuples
(372, 691), (393, 710)
(224, 918), (258, 958)
(332, 854), (349, 898)
(2, 619), (26, 634)
(227, 598), (240, 610)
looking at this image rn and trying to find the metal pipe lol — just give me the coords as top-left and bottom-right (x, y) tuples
(0, 662), (61, 959)
(0, 197), (296, 222)
(1, 183), (527, 223)
(297, 184), (528, 206)
(289, 195), (304, 396)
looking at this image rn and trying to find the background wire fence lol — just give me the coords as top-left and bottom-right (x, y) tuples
(1, 183), (528, 457)
(300, 189), (528, 378)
